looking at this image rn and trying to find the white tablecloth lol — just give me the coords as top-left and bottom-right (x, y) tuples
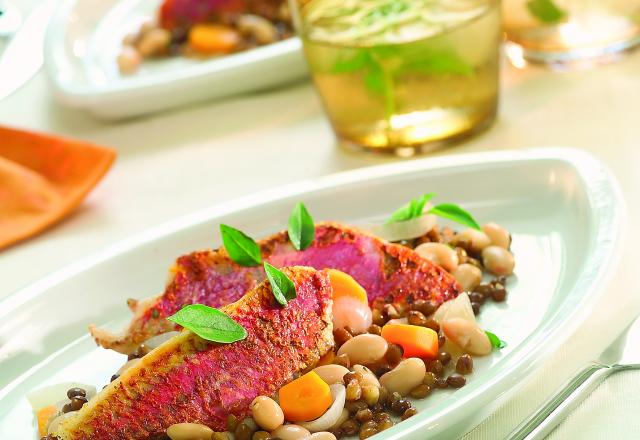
(1, 5), (640, 435)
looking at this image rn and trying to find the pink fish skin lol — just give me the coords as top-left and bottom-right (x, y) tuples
(90, 222), (460, 354)
(57, 267), (334, 439)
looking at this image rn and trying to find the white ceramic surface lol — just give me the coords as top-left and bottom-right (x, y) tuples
(0, 149), (623, 439)
(44, 0), (307, 119)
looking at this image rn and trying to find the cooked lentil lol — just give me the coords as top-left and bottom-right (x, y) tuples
(456, 354), (474, 375)
(409, 384), (432, 399)
(447, 374), (466, 388)
(66, 388), (86, 399)
(401, 407), (418, 420)
(438, 351), (451, 365)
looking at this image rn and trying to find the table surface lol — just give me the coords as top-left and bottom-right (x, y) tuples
(1, 9), (640, 437)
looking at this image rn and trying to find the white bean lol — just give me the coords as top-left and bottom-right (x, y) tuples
(351, 365), (380, 388)
(442, 317), (492, 356)
(311, 432), (337, 440)
(271, 424), (312, 440)
(117, 46), (141, 74)
(481, 246), (515, 276)
(455, 229), (491, 253)
(452, 264), (482, 292)
(136, 28), (171, 57)
(337, 334), (388, 365)
(167, 423), (213, 440)
(251, 396), (284, 431)
(237, 14), (278, 44)
(482, 222), (511, 249)
(415, 242), (459, 272)
(379, 358), (426, 396)
(313, 365), (349, 385)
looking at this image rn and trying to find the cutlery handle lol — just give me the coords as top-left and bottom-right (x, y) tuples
(505, 363), (612, 440)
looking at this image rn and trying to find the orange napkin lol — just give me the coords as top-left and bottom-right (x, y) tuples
(0, 126), (116, 250)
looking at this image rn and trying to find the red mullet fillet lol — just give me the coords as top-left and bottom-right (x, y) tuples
(56, 267), (334, 439)
(90, 222), (460, 354)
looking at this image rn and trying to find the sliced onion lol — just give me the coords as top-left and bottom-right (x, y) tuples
(433, 293), (475, 324)
(367, 214), (437, 242)
(329, 408), (349, 431)
(299, 384), (345, 432)
(386, 317), (408, 326)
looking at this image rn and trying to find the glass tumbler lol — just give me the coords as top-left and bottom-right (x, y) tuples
(289, 0), (502, 156)
(503, 0), (640, 67)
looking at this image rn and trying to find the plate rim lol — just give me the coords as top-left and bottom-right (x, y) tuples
(0, 147), (627, 438)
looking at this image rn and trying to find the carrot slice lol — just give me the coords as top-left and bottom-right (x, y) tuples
(278, 371), (333, 422)
(37, 405), (57, 436)
(381, 324), (439, 359)
(188, 24), (241, 54)
(327, 269), (368, 304)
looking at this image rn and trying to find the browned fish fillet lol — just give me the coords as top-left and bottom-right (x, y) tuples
(91, 222), (460, 354)
(56, 267), (333, 439)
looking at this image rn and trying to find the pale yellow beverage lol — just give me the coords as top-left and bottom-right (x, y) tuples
(503, 0), (640, 65)
(292, 0), (501, 155)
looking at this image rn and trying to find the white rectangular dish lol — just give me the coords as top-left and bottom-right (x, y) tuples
(0, 148), (624, 439)
(44, 0), (307, 120)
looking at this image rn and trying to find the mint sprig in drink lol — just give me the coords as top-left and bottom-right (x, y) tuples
(294, 0), (501, 155)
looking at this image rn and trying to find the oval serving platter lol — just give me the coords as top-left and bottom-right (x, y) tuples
(0, 148), (624, 439)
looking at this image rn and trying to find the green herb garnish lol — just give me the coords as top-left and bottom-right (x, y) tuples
(386, 193), (436, 224)
(485, 330), (507, 349)
(168, 304), (247, 343)
(288, 202), (315, 251)
(429, 203), (481, 231)
(220, 224), (262, 267)
(526, 0), (567, 24)
(331, 47), (472, 120)
(386, 194), (480, 230)
(264, 262), (297, 306)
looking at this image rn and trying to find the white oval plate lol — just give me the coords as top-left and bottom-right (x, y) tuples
(0, 148), (624, 439)
(44, 0), (307, 120)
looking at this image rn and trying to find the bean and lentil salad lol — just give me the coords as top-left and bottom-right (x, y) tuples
(117, 0), (293, 74)
(35, 202), (516, 440)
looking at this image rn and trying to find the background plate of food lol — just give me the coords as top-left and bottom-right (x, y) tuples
(0, 148), (624, 439)
(44, 0), (306, 119)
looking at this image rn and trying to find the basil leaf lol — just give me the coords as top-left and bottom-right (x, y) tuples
(220, 224), (262, 267)
(168, 304), (247, 343)
(288, 202), (315, 251)
(485, 330), (507, 349)
(526, 0), (567, 23)
(399, 51), (474, 76)
(264, 262), (297, 306)
(387, 193), (436, 224)
(428, 203), (481, 230)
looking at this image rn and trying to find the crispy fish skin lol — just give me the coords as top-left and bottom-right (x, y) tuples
(57, 267), (333, 439)
(91, 222), (460, 354)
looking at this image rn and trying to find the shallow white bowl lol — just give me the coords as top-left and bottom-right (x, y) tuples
(44, 0), (307, 119)
(0, 148), (624, 438)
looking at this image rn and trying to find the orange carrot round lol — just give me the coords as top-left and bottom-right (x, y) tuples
(278, 371), (333, 422)
(188, 24), (241, 55)
(381, 323), (439, 359)
(327, 269), (368, 304)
